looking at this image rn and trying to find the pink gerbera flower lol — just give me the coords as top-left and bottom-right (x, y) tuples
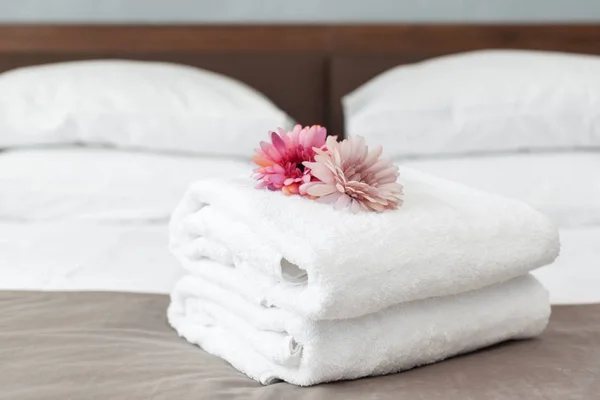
(301, 136), (403, 212)
(252, 125), (327, 195)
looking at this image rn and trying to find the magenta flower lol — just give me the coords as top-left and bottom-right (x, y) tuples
(301, 136), (403, 212)
(252, 125), (327, 196)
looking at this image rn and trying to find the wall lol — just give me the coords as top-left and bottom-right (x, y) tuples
(1, 0), (600, 23)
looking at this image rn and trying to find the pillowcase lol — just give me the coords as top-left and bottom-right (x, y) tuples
(343, 50), (600, 158)
(0, 148), (252, 222)
(0, 60), (294, 157)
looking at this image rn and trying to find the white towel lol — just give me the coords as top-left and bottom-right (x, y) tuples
(170, 167), (559, 320)
(168, 273), (550, 386)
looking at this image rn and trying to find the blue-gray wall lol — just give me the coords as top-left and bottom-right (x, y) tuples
(1, 0), (600, 23)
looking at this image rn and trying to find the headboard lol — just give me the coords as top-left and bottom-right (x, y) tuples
(2, 25), (600, 137)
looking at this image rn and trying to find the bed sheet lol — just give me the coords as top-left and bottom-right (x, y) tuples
(402, 152), (600, 228)
(532, 227), (600, 304)
(2, 291), (599, 399)
(0, 147), (253, 222)
(0, 221), (598, 304)
(0, 222), (184, 293)
(0, 149), (597, 304)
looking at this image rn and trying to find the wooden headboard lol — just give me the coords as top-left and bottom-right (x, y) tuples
(2, 25), (600, 136)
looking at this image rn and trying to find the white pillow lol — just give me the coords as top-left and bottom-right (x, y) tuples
(344, 50), (600, 158)
(0, 60), (294, 157)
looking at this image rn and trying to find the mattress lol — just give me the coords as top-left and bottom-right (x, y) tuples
(0, 147), (253, 222)
(1, 223), (598, 305)
(0, 147), (250, 293)
(402, 152), (600, 228)
(0, 150), (598, 304)
(1, 290), (599, 400)
(533, 227), (600, 305)
(0, 222), (183, 293)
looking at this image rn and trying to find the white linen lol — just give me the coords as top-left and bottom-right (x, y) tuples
(344, 50), (600, 158)
(169, 169), (559, 320)
(0, 221), (183, 293)
(533, 227), (600, 305)
(0, 149), (595, 307)
(400, 152), (600, 305)
(169, 273), (550, 386)
(1, 222), (597, 304)
(0, 60), (294, 156)
(402, 152), (600, 228)
(0, 148), (252, 221)
(0, 148), (251, 294)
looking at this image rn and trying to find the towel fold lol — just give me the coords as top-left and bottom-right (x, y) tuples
(168, 272), (550, 386)
(170, 167), (559, 320)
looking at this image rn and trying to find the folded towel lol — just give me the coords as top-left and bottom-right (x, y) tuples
(168, 272), (550, 386)
(170, 168), (559, 320)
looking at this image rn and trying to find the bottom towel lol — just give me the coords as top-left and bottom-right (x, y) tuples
(168, 273), (550, 386)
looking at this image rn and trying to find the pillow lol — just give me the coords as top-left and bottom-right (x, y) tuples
(343, 50), (600, 158)
(0, 60), (294, 157)
(0, 148), (252, 222)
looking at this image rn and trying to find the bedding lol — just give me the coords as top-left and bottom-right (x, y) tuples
(0, 150), (598, 305)
(402, 152), (600, 228)
(0, 148), (250, 294)
(0, 148), (252, 221)
(401, 152), (600, 305)
(0, 145), (597, 396)
(0, 60), (294, 157)
(1, 290), (598, 400)
(533, 227), (600, 305)
(344, 50), (600, 158)
(1, 222), (597, 304)
(0, 222), (183, 293)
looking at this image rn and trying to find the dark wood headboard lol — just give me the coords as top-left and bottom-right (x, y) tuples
(2, 25), (600, 137)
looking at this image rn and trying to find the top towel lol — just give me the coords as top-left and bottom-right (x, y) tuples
(170, 167), (559, 320)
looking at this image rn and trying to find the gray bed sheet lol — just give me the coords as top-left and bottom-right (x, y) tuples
(1, 291), (598, 400)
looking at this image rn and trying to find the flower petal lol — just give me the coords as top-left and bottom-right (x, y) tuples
(252, 155), (275, 167)
(306, 183), (338, 197)
(313, 126), (327, 147)
(362, 146), (383, 168)
(305, 161), (335, 184)
(316, 192), (343, 204)
(270, 131), (287, 155)
(299, 181), (317, 195)
(349, 199), (362, 213)
(302, 126), (316, 148)
(260, 140), (281, 162)
(334, 194), (352, 210)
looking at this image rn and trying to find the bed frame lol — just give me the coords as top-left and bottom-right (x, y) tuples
(1, 25), (600, 136)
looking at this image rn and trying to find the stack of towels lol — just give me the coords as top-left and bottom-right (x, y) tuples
(168, 167), (559, 386)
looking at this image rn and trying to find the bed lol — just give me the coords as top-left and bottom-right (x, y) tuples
(1, 24), (599, 399)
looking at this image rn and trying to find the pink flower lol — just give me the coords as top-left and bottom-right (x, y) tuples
(301, 136), (403, 212)
(252, 125), (327, 195)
